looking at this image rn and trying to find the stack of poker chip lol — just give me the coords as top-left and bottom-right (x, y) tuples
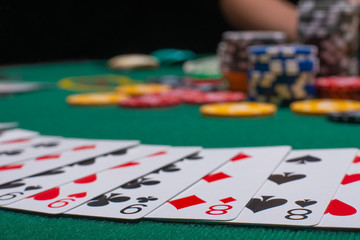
(297, 0), (360, 76)
(315, 76), (360, 100)
(247, 45), (319, 106)
(217, 31), (286, 92)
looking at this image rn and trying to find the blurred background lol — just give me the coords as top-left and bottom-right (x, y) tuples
(0, 0), (233, 65)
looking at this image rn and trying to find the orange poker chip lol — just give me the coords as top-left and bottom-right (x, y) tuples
(200, 102), (277, 117)
(290, 99), (360, 115)
(66, 92), (129, 106)
(115, 84), (171, 96)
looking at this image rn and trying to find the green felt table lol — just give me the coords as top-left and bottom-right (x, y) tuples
(0, 60), (360, 240)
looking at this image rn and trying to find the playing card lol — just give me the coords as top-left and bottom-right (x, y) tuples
(0, 139), (138, 185)
(0, 122), (18, 130)
(228, 148), (357, 227)
(316, 154), (360, 229)
(0, 145), (168, 206)
(67, 147), (255, 220)
(0, 129), (38, 143)
(0, 137), (100, 167)
(5, 147), (201, 214)
(0, 81), (44, 94)
(146, 146), (291, 221)
(0, 135), (61, 152)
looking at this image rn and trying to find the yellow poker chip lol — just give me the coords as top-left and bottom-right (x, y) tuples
(290, 99), (360, 115)
(115, 84), (171, 96)
(200, 102), (277, 117)
(66, 92), (129, 106)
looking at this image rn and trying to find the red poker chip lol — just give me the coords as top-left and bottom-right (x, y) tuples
(182, 91), (247, 104)
(315, 77), (360, 89)
(315, 76), (360, 100)
(118, 94), (182, 108)
(160, 88), (203, 100)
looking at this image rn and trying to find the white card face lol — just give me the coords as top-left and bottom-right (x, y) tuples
(229, 148), (357, 227)
(5, 147), (201, 214)
(67, 148), (251, 220)
(0, 122), (18, 130)
(0, 139), (139, 185)
(0, 129), (38, 143)
(146, 146), (291, 221)
(0, 137), (96, 167)
(0, 145), (167, 206)
(317, 154), (360, 229)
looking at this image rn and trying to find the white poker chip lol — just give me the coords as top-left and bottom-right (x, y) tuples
(107, 54), (160, 70)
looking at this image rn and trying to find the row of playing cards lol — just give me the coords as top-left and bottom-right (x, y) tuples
(0, 126), (359, 229)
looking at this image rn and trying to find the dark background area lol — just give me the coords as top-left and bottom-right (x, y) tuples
(0, 0), (232, 65)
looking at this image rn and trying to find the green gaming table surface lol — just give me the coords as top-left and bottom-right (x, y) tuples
(0, 60), (360, 240)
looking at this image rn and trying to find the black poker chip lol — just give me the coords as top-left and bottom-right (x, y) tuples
(327, 111), (360, 124)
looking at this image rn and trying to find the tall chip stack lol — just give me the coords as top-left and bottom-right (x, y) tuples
(217, 31), (286, 93)
(297, 0), (360, 76)
(247, 45), (319, 107)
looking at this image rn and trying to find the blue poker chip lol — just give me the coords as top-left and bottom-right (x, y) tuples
(248, 45), (318, 59)
(250, 58), (318, 73)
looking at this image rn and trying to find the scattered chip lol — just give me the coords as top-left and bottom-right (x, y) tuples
(151, 48), (196, 66)
(200, 102), (276, 117)
(327, 111), (360, 123)
(315, 76), (360, 100)
(66, 92), (129, 106)
(116, 84), (171, 96)
(107, 54), (159, 70)
(118, 94), (181, 108)
(160, 88), (203, 100)
(183, 91), (246, 104)
(290, 99), (360, 115)
(183, 56), (220, 78)
(148, 75), (190, 88)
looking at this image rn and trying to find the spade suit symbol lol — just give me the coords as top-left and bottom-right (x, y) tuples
(32, 142), (59, 148)
(286, 155), (321, 164)
(295, 199), (317, 208)
(246, 196), (287, 213)
(0, 149), (23, 156)
(268, 172), (306, 185)
(0, 180), (25, 189)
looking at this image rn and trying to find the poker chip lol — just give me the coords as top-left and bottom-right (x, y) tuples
(189, 78), (225, 92)
(182, 91), (246, 104)
(247, 45), (318, 107)
(327, 111), (360, 123)
(159, 88), (203, 100)
(150, 48), (196, 66)
(66, 92), (129, 106)
(116, 84), (171, 96)
(148, 76), (225, 92)
(107, 54), (159, 70)
(298, 0), (359, 76)
(148, 75), (191, 88)
(248, 45), (318, 58)
(315, 76), (360, 100)
(182, 56), (221, 78)
(200, 102), (277, 117)
(290, 99), (360, 115)
(118, 94), (182, 108)
(217, 31), (287, 92)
